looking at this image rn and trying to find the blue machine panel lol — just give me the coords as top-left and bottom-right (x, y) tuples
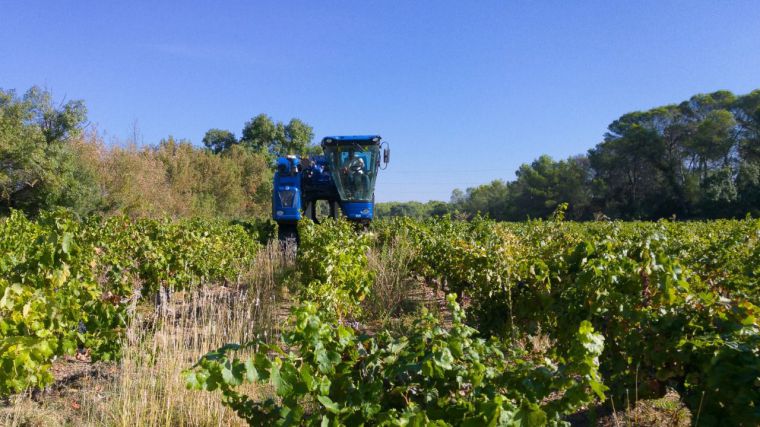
(272, 157), (302, 223)
(340, 201), (373, 220)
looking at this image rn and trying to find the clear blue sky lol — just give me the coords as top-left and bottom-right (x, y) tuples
(2, 1), (759, 202)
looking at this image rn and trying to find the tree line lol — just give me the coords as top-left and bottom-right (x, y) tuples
(379, 89), (760, 220)
(0, 86), (317, 218)
(4, 85), (759, 221)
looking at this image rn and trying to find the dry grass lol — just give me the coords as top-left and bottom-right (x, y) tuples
(565, 389), (692, 427)
(106, 288), (270, 426)
(603, 390), (691, 427)
(1, 243), (289, 427)
(363, 233), (418, 323)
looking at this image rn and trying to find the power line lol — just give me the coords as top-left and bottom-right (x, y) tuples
(383, 182), (485, 185)
(388, 169), (510, 174)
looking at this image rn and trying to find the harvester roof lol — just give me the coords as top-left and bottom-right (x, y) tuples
(321, 135), (381, 147)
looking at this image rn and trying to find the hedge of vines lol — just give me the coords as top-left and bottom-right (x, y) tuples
(0, 210), (264, 395)
(374, 212), (759, 425)
(186, 219), (607, 426)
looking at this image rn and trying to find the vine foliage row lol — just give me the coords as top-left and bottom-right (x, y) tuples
(0, 210), (264, 395)
(185, 219), (606, 426)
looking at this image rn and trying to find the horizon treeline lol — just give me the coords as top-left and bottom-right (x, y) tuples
(379, 89), (760, 220)
(3, 85), (759, 221)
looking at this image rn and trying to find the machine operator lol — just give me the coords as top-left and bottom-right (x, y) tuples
(343, 151), (370, 197)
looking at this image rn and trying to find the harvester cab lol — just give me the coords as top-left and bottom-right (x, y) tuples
(273, 135), (389, 242)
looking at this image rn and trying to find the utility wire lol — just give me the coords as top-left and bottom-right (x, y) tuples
(383, 183), (486, 186)
(388, 169), (510, 174)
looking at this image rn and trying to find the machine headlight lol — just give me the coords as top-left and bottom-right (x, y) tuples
(276, 210), (284, 216)
(278, 190), (296, 208)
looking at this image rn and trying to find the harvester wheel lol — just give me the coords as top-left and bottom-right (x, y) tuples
(277, 223), (299, 248)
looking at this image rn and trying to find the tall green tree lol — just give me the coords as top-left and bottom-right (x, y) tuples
(240, 114), (316, 157)
(588, 120), (666, 218)
(240, 113), (279, 153)
(509, 155), (592, 220)
(282, 118), (315, 156)
(451, 180), (511, 220)
(734, 90), (760, 216)
(736, 161), (760, 216)
(686, 110), (736, 178)
(0, 87), (98, 215)
(202, 129), (237, 154)
(735, 90), (760, 162)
